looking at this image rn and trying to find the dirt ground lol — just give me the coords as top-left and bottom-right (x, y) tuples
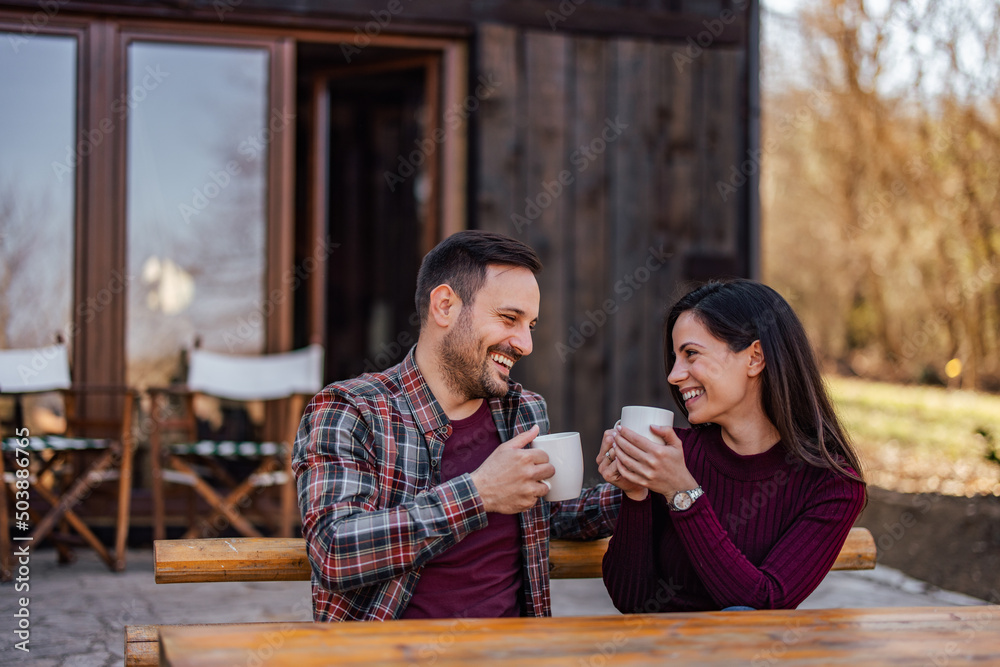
(857, 486), (1000, 603)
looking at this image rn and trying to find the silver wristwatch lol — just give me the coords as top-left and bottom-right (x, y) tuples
(668, 486), (704, 512)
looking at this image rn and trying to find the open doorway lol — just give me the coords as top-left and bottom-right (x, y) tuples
(295, 45), (444, 382)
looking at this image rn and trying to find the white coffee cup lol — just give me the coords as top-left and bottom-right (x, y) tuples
(616, 406), (674, 444)
(531, 432), (584, 502)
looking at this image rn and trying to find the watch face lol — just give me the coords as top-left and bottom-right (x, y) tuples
(673, 492), (692, 511)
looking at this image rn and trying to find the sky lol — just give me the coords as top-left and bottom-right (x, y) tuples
(0, 35), (75, 223)
(761, 0), (999, 103)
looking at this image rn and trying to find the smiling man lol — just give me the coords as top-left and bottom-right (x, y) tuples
(293, 230), (620, 622)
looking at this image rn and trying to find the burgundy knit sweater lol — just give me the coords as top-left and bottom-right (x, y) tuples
(602, 424), (866, 612)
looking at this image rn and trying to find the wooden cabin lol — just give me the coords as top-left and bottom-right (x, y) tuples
(0, 0), (759, 485)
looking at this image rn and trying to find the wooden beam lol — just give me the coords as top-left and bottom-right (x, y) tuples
(0, 1), (748, 43)
(266, 37), (297, 355)
(154, 537), (309, 584)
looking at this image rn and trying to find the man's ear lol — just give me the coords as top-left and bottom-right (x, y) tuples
(428, 284), (462, 328)
(747, 340), (765, 377)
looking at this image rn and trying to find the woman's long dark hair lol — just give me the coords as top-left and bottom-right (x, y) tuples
(664, 279), (865, 484)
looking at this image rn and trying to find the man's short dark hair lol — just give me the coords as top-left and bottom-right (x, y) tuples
(415, 230), (542, 325)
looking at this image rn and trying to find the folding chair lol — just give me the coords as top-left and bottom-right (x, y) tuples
(149, 344), (323, 541)
(0, 344), (136, 581)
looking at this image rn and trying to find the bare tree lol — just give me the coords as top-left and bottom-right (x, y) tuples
(763, 0), (1000, 389)
(0, 176), (72, 351)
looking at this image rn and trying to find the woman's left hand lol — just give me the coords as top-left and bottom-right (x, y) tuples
(613, 424), (699, 498)
(597, 428), (648, 501)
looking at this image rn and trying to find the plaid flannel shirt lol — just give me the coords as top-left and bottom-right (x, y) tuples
(293, 347), (621, 621)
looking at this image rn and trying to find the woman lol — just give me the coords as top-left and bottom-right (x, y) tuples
(598, 279), (866, 612)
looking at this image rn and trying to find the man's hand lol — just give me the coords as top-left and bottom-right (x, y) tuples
(470, 425), (554, 514)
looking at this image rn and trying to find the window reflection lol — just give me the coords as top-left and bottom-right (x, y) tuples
(0, 34), (76, 350)
(126, 42), (269, 387)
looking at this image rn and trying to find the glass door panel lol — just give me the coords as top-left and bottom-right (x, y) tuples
(0, 34), (76, 350)
(125, 41), (269, 387)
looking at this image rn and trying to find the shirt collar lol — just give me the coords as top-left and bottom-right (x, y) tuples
(394, 345), (524, 439)
(396, 346), (449, 437)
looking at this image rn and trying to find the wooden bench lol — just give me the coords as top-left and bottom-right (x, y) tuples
(126, 527), (876, 666)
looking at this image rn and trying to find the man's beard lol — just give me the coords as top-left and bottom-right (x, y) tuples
(438, 309), (515, 401)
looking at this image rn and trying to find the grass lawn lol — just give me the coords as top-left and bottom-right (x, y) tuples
(826, 376), (1000, 496)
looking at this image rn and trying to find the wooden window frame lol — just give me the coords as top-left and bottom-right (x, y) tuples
(0, 11), (467, 390)
(0, 15), (88, 369)
(117, 27), (295, 356)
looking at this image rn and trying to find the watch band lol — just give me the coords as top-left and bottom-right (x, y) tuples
(669, 486), (704, 512)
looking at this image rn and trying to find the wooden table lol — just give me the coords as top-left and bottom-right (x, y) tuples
(159, 606), (1000, 666)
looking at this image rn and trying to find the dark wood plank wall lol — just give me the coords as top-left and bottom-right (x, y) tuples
(571, 36), (611, 468)
(528, 31), (572, 434)
(476, 25), (746, 480)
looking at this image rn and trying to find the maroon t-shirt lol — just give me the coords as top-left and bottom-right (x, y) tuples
(401, 400), (523, 619)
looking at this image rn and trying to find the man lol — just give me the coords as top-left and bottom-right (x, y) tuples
(293, 230), (620, 621)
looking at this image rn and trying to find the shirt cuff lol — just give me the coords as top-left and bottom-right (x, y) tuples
(441, 472), (489, 537)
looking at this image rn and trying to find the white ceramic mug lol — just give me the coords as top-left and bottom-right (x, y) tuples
(531, 432), (584, 502)
(616, 405), (674, 444)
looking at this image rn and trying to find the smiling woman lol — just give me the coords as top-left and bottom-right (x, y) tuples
(598, 279), (867, 613)
(663, 281), (865, 479)
(668, 310), (767, 442)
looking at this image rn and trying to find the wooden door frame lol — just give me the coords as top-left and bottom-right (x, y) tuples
(304, 53), (447, 348)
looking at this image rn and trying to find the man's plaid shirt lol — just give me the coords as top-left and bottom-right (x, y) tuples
(293, 347), (621, 621)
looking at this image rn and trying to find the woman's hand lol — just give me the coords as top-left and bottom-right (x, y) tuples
(596, 428), (648, 501)
(613, 424), (698, 499)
